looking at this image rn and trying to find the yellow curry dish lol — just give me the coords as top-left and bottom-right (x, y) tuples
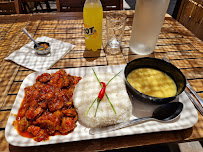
(127, 68), (177, 98)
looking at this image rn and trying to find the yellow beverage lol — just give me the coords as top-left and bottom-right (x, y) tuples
(83, 0), (103, 51)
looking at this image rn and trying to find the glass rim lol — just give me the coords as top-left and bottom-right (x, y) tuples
(106, 12), (127, 22)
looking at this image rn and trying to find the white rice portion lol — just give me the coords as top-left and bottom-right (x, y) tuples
(73, 72), (132, 128)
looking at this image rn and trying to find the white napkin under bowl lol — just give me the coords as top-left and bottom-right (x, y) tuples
(5, 36), (75, 71)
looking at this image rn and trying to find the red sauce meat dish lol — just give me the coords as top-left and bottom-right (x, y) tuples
(13, 69), (82, 142)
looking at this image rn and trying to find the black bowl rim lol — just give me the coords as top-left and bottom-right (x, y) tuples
(124, 57), (186, 101)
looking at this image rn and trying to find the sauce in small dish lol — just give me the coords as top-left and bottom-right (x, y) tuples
(37, 43), (49, 50)
(34, 42), (51, 55)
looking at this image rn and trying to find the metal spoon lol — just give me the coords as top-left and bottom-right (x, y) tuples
(22, 28), (43, 49)
(89, 102), (183, 135)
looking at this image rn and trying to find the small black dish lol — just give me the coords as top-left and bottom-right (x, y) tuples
(34, 42), (51, 55)
(124, 57), (186, 104)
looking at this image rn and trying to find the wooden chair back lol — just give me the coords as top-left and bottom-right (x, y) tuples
(0, 1), (16, 15)
(56, 0), (85, 12)
(14, 0), (51, 14)
(56, 0), (123, 12)
(176, 0), (203, 40)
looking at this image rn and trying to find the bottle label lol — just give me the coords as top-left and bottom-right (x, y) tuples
(85, 26), (96, 36)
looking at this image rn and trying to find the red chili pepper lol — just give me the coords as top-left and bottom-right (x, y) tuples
(94, 82), (106, 117)
(97, 82), (106, 101)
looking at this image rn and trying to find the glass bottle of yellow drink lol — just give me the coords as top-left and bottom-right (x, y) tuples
(83, 0), (103, 51)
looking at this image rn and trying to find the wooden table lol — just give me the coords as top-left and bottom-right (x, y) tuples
(0, 10), (203, 152)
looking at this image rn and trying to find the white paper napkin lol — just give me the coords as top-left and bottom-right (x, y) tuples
(5, 36), (75, 71)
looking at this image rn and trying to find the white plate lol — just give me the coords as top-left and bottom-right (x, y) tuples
(5, 65), (198, 147)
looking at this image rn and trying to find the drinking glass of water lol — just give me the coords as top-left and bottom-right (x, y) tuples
(105, 13), (127, 55)
(130, 0), (170, 55)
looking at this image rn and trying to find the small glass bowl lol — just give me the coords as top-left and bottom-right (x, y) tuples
(34, 42), (51, 55)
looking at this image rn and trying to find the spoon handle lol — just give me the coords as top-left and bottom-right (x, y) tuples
(22, 28), (40, 47)
(186, 81), (203, 107)
(89, 117), (154, 135)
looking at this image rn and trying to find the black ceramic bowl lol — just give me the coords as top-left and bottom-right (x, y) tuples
(124, 57), (186, 104)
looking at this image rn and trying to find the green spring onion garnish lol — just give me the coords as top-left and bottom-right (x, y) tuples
(85, 68), (122, 116)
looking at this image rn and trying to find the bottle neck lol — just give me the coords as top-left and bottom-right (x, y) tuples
(84, 0), (102, 7)
(85, 0), (101, 4)
(85, 0), (100, 3)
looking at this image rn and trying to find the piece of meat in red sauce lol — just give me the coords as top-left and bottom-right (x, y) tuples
(62, 75), (82, 100)
(27, 125), (49, 142)
(26, 106), (43, 120)
(38, 120), (56, 134)
(62, 108), (77, 117)
(50, 110), (63, 130)
(59, 117), (76, 134)
(61, 76), (81, 107)
(47, 88), (64, 112)
(18, 117), (29, 132)
(38, 85), (55, 109)
(34, 110), (63, 134)
(62, 108), (78, 122)
(38, 100), (48, 109)
(17, 86), (35, 119)
(36, 73), (51, 83)
(30, 90), (42, 107)
(34, 112), (55, 134)
(35, 111), (53, 124)
(24, 86), (34, 101)
(17, 102), (30, 119)
(48, 69), (70, 88)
